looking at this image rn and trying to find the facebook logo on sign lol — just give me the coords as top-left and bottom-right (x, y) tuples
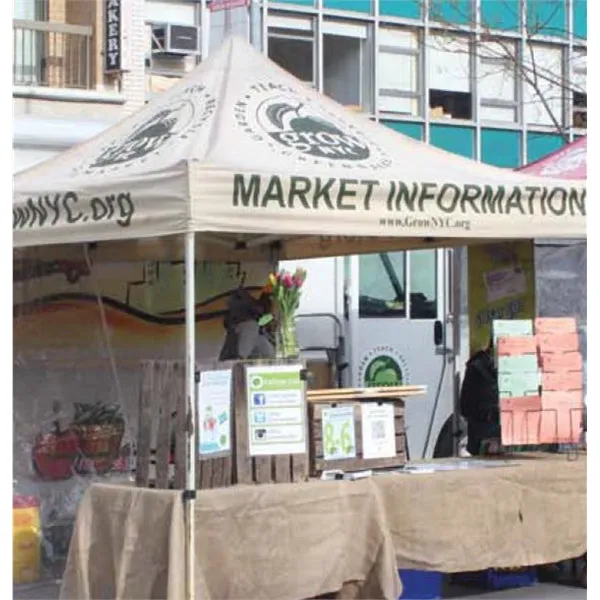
(253, 393), (266, 406)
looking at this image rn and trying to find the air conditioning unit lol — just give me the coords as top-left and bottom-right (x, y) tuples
(151, 24), (201, 55)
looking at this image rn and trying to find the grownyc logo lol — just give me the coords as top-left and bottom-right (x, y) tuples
(73, 84), (216, 175)
(235, 82), (391, 170)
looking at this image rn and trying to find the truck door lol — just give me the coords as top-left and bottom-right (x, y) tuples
(348, 249), (455, 459)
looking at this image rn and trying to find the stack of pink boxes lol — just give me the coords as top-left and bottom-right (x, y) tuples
(496, 321), (541, 447)
(536, 318), (584, 444)
(497, 317), (584, 447)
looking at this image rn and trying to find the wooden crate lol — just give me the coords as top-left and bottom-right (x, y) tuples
(306, 388), (421, 476)
(136, 358), (310, 489)
(136, 360), (186, 490)
(233, 359), (309, 485)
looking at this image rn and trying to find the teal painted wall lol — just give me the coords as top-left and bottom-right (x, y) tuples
(481, 0), (520, 30)
(382, 120), (424, 141)
(429, 0), (472, 24)
(527, 132), (565, 163)
(481, 129), (522, 167)
(430, 125), (475, 158)
(324, 0), (371, 13)
(527, 0), (566, 37)
(379, 0), (421, 19)
(574, 0), (587, 39)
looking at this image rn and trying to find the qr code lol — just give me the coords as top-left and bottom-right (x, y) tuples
(371, 420), (386, 440)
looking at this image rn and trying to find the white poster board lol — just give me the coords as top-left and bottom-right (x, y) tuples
(360, 402), (396, 459)
(246, 364), (307, 456)
(197, 369), (233, 455)
(322, 406), (356, 460)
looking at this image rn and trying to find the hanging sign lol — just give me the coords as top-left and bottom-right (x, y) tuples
(104, 0), (122, 73)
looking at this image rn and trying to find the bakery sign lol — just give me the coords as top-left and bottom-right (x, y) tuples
(104, 0), (122, 73)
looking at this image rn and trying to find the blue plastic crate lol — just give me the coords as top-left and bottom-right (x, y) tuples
(398, 569), (442, 599)
(454, 567), (537, 591)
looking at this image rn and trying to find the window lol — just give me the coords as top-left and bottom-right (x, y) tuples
(378, 28), (420, 116)
(268, 14), (315, 87)
(359, 253), (406, 318)
(573, 92), (587, 129)
(572, 49), (586, 129)
(428, 35), (472, 120)
(359, 251), (437, 319)
(523, 43), (564, 127)
(410, 250), (437, 319)
(323, 20), (373, 113)
(478, 40), (518, 122)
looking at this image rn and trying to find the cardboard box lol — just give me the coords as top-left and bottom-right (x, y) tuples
(493, 319), (533, 341)
(539, 391), (583, 444)
(498, 354), (539, 373)
(542, 370), (583, 392)
(496, 336), (538, 356)
(542, 390), (583, 407)
(498, 371), (541, 398)
(500, 396), (542, 446)
(537, 332), (579, 354)
(534, 317), (577, 334)
(540, 352), (583, 373)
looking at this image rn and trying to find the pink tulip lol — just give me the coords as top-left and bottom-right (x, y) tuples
(282, 273), (294, 288)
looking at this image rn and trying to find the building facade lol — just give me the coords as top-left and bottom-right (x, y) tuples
(144, 0), (587, 167)
(13, 0), (147, 172)
(14, 1), (587, 173)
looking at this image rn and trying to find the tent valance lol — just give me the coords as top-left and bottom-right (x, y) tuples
(13, 37), (586, 258)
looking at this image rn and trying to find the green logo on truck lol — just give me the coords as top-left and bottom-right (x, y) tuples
(364, 355), (404, 387)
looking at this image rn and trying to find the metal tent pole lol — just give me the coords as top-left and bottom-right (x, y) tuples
(184, 231), (197, 600)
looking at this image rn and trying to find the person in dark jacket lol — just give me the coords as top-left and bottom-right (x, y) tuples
(218, 287), (275, 361)
(459, 344), (501, 456)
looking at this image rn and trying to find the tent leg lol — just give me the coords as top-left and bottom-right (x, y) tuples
(451, 248), (462, 457)
(184, 231), (196, 600)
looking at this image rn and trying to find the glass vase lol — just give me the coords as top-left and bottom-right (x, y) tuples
(275, 312), (299, 359)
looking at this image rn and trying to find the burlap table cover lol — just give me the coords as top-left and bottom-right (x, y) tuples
(372, 454), (586, 572)
(60, 478), (400, 600)
(60, 454), (586, 600)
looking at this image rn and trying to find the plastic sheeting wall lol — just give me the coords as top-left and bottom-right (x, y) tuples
(456, 242), (587, 390)
(13, 248), (271, 579)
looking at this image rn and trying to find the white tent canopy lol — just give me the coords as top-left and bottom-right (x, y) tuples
(13, 36), (585, 260)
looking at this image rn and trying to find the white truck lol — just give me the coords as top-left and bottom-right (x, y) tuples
(282, 248), (466, 461)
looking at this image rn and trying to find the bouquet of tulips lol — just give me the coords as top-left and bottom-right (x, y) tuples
(262, 268), (307, 358)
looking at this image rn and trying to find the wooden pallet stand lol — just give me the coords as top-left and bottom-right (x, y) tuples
(307, 386), (425, 477)
(233, 359), (309, 485)
(196, 360), (236, 490)
(136, 358), (310, 490)
(136, 360), (186, 490)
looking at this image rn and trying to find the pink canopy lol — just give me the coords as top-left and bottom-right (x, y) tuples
(519, 137), (586, 180)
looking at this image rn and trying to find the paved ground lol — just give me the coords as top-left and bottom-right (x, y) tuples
(13, 581), (586, 600)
